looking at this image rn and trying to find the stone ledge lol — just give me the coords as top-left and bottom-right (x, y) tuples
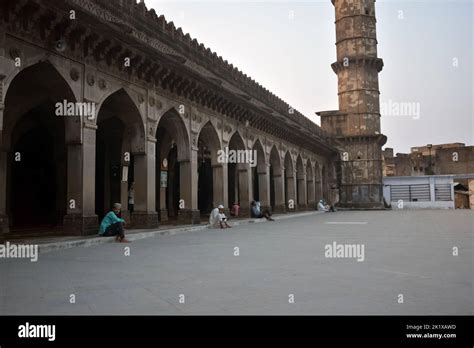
(23, 211), (323, 255)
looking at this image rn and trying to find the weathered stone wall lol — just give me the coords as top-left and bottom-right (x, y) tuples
(434, 146), (474, 175)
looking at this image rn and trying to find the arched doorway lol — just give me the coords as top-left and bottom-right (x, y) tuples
(227, 132), (250, 217)
(2, 62), (76, 232)
(284, 151), (295, 211)
(251, 139), (268, 209)
(155, 108), (189, 223)
(95, 89), (145, 222)
(269, 146), (283, 212)
(197, 138), (213, 215)
(197, 121), (222, 216)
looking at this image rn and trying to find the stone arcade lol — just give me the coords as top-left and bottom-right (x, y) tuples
(0, 0), (385, 236)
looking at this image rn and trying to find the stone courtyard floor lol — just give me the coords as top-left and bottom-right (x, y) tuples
(0, 210), (472, 315)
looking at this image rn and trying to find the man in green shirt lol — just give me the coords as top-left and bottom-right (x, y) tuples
(99, 203), (129, 242)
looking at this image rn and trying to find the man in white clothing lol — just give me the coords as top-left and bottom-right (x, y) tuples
(209, 204), (232, 229)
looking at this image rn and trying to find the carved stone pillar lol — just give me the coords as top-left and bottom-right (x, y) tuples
(238, 164), (252, 218)
(258, 162), (271, 212)
(273, 167), (286, 213)
(297, 172), (308, 211)
(286, 170), (296, 213)
(63, 124), (99, 235)
(212, 162), (228, 209)
(307, 174), (316, 209)
(131, 139), (159, 229)
(177, 147), (200, 224)
(0, 147), (8, 235)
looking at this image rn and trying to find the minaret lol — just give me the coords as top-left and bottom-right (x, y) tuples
(318, 0), (387, 208)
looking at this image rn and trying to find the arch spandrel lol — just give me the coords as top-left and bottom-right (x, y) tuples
(197, 120), (222, 165)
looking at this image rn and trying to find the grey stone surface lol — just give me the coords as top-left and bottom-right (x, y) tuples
(0, 210), (472, 315)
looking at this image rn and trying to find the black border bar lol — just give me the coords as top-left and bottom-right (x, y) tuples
(0, 316), (472, 346)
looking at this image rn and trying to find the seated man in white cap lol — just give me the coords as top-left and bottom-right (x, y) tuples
(209, 204), (232, 229)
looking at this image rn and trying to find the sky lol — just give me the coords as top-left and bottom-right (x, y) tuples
(145, 0), (473, 154)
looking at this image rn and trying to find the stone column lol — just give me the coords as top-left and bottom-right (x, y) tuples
(307, 174), (316, 209)
(297, 172), (308, 210)
(469, 179), (474, 210)
(63, 125), (99, 235)
(272, 167), (286, 213)
(286, 170), (296, 212)
(131, 140), (159, 229)
(178, 147), (200, 224)
(212, 162), (228, 211)
(0, 73), (9, 235)
(258, 162), (271, 212)
(0, 148), (9, 235)
(120, 163), (130, 223)
(238, 164), (252, 217)
(159, 181), (168, 222)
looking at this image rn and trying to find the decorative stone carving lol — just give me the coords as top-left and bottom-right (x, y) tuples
(9, 48), (21, 62)
(70, 68), (80, 81)
(86, 73), (95, 86)
(98, 78), (106, 90)
(138, 94), (144, 104)
(149, 96), (155, 107)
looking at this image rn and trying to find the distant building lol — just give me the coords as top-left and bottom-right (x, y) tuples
(383, 175), (455, 210)
(383, 143), (474, 177)
(382, 143), (474, 209)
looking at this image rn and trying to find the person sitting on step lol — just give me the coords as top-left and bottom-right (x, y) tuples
(99, 203), (130, 242)
(250, 200), (274, 221)
(209, 204), (232, 229)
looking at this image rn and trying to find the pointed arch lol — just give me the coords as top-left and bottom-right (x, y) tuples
(197, 120), (222, 165)
(284, 150), (295, 210)
(96, 88), (146, 154)
(154, 108), (191, 222)
(1, 61), (78, 231)
(269, 145), (283, 211)
(156, 107), (190, 161)
(227, 131), (250, 215)
(197, 121), (223, 215)
(251, 138), (268, 206)
(95, 88), (147, 220)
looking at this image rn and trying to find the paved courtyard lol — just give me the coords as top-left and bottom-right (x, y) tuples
(0, 210), (472, 315)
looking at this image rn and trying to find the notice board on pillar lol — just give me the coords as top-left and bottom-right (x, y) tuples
(122, 166), (128, 183)
(160, 171), (168, 188)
